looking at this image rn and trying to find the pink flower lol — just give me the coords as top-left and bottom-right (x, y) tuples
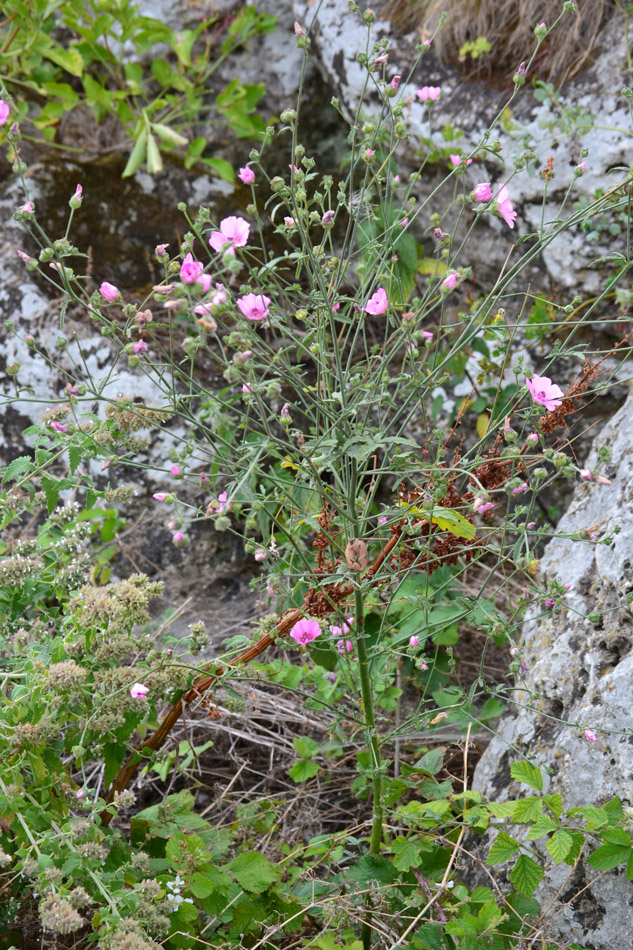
(237, 293), (271, 321)
(100, 281), (119, 302)
(576, 161), (586, 174)
(511, 482), (529, 495)
(365, 149), (374, 158)
(19, 200), (34, 213)
(416, 86), (441, 101)
(172, 531), (185, 544)
(329, 617), (353, 638)
(280, 402), (290, 417)
(379, 516), (388, 525)
(545, 597), (556, 609)
(208, 216), (250, 254)
(421, 330), (433, 340)
(526, 432), (539, 443)
(332, 302), (340, 312)
(0, 100), (10, 125)
(284, 216), (295, 227)
(390, 75), (401, 90)
(289, 164), (300, 174)
(290, 617), (321, 645)
(526, 521), (536, 528)
(394, 174), (400, 183)
(180, 252), (204, 284)
(450, 154), (472, 166)
(130, 682), (149, 699)
(410, 635), (420, 647)
(473, 497), (494, 513)
(235, 350), (252, 363)
(242, 383), (251, 394)
(72, 184), (83, 202)
(195, 284), (227, 315)
(418, 659), (429, 671)
(401, 217), (409, 227)
(473, 182), (492, 202)
(336, 638), (353, 654)
(217, 491), (231, 514)
(153, 493), (168, 501)
(171, 464), (182, 476)
(50, 421), (68, 433)
(563, 583), (572, 590)
(496, 184), (517, 229)
(254, 548), (266, 562)
(155, 243), (169, 258)
(583, 728), (597, 742)
(131, 340), (147, 354)
(526, 374), (564, 412)
(238, 166), (255, 184)
(442, 271), (459, 290)
(364, 287), (388, 315)
(76, 789), (84, 800)
(322, 210), (335, 225)
(579, 468), (592, 479)
(195, 273), (212, 292)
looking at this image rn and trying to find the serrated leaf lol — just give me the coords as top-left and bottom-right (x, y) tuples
(487, 831), (519, 865)
(547, 829), (573, 863)
(543, 793), (563, 819)
(392, 835), (422, 871)
(510, 854), (544, 897)
(510, 760), (543, 791)
(2, 455), (33, 484)
(430, 506), (476, 539)
(68, 444), (83, 475)
(293, 735), (319, 758)
(487, 800), (518, 819)
(43, 45), (84, 77)
(587, 842), (632, 870)
(526, 814), (557, 840)
(288, 758), (319, 783)
(230, 851), (280, 894)
(513, 796), (543, 823)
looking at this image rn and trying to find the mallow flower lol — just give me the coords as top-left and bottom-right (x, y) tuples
(208, 216), (250, 254)
(180, 252), (204, 284)
(238, 166), (255, 184)
(237, 293), (271, 321)
(99, 281), (119, 302)
(496, 184), (517, 229)
(290, 618), (321, 645)
(526, 374), (564, 412)
(364, 287), (388, 315)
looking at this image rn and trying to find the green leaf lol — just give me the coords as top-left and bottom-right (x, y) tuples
(347, 854), (399, 886)
(513, 797), (543, 823)
(146, 132), (163, 174)
(2, 455), (33, 484)
(479, 697), (505, 721)
(543, 793), (563, 819)
(510, 760), (543, 791)
(509, 854), (544, 897)
(122, 128), (148, 178)
(230, 851), (280, 894)
(202, 157), (235, 183)
(547, 829), (573, 864)
(526, 814), (557, 840)
(588, 842), (632, 870)
(152, 122), (188, 147)
(103, 741), (126, 787)
(68, 444), (83, 475)
(288, 758), (319, 783)
(293, 735), (319, 758)
(487, 800), (517, 819)
(43, 45), (84, 77)
(392, 835), (422, 871)
(487, 832), (519, 865)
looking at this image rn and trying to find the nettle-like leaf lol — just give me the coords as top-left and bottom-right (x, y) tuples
(509, 854), (544, 897)
(510, 761), (543, 791)
(486, 831), (519, 865)
(230, 851), (281, 894)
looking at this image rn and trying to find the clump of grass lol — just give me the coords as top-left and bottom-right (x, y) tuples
(382, 0), (610, 85)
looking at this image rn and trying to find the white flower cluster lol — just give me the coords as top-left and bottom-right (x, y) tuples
(165, 875), (193, 908)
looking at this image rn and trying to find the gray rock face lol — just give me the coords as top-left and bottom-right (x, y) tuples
(473, 384), (633, 949)
(293, 0), (633, 294)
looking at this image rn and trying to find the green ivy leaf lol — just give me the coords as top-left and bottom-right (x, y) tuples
(230, 851), (280, 894)
(510, 761), (543, 791)
(487, 832), (519, 865)
(509, 854), (544, 897)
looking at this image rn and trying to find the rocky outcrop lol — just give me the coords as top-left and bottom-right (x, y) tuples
(473, 384), (633, 949)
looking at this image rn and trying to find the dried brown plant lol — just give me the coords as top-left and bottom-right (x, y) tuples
(382, 0), (611, 85)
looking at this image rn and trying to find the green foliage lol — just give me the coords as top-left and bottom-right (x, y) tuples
(0, 0), (275, 178)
